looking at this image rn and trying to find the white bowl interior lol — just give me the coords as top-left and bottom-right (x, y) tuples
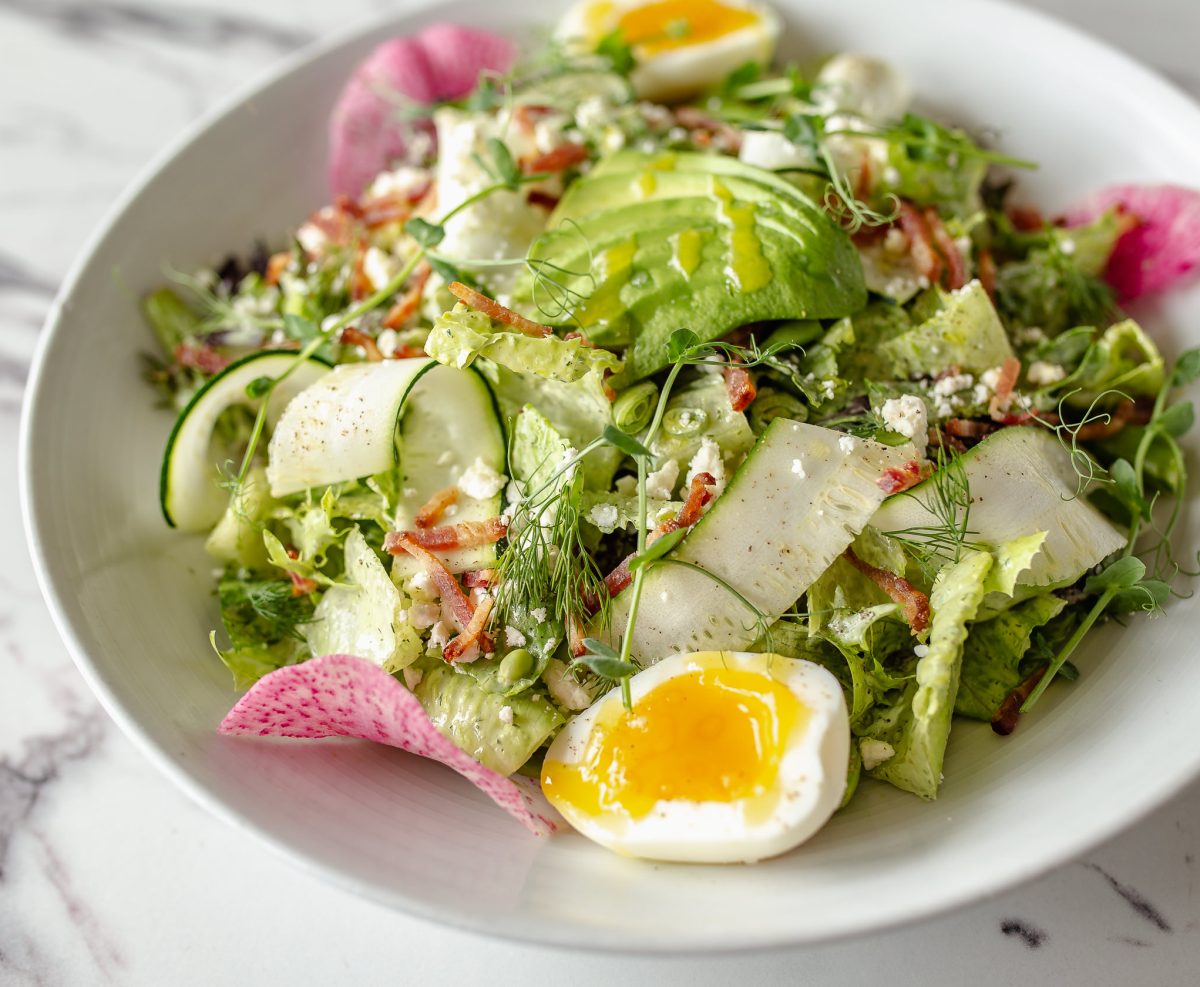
(22, 0), (1200, 951)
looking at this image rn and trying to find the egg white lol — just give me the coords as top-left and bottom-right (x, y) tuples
(542, 650), (850, 864)
(556, 0), (781, 103)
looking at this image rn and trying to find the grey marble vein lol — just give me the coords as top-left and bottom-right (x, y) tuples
(0, 0), (313, 53)
(0, 709), (105, 878)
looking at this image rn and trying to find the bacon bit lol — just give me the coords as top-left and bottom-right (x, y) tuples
(382, 262), (432, 331)
(362, 186), (430, 230)
(844, 548), (931, 635)
(929, 427), (969, 455)
(724, 363), (757, 412)
(946, 417), (998, 440)
(991, 666), (1046, 736)
(414, 486), (459, 529)
(334, 193), (365, 220)
(898, 201), (943, 284)
(339, 326), (383, 362)
(567, 613), (587, 658)
(349, 243), (373, 301)
(447, 281), (553, 337)
(988, 356), (1022, 420)
(854, 150), (874, 201)
(925, 207), (967, 290)
(527, 189), (560, 210)
(283, 548), (316, 597)
(462, 569), (495, 589)
(878, 459), (927, 495)
(1007, 204), (1045, 232)
(523, 143), (589, 174)
(1072, 399), (1135, 441)
(385, 517), (508, 553)
(512, 103), (555, 136)
(852, 223), (891, 249)
(673, 106), (744, 153)
(978, 247), (997, 299)
(174, 342), (229, 375)
(443, 595), (494, 663)
(264, 251), (291, 286)
(303, 205), (356, 252)
(388, 536), (475, 629)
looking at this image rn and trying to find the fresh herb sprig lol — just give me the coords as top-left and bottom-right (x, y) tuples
(1022, 347), (1199, 711)
(884, 445), (978, 578)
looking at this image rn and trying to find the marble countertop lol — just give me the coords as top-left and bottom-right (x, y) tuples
(5, 0), (1200, 983)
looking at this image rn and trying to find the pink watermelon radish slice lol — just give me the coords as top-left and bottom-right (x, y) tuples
(1065, 184), (1200, 302)
(328, 24), (515, 199)
(218, 654), (559, 836)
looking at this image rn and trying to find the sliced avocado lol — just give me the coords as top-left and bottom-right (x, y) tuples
(525, 150), (866, 382)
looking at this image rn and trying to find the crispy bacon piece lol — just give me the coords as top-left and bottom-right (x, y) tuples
(283, 548), (316, 597)
(925, 207), (967, 290)
(339, 326), (383, 362)
(844, 548), (931, 635)
(673, 106), (743, 153)
(447, 281), (552, 337)
(723, 363), (757, 412)
(414, 486), (459, 529)
(929, 427), (969, 455)
(991, 667), (1047, 736)
(526, 189), (560, 210)
(1007, 204), (1045, 232)
(382, 262), (432, 331)
(334, 193), (365, 220)
(174, 342), (229, 375)
(362, 185), (430, 229)
(977, 247), (997, 299)
(264, 251), (291, 286)
(988, 356), (1022, 420)
(462, 569), (495, 589)
(388, 536), (475, 629)
(1072, 399), (1135, 441)
(444, 595), (494, 663)
(877, 459), (927, 495)
(898, 201), (943, 284)
(513, 103), (555, 135)
(349, 243), (373, 301)
(854, 150), (874, 201)
(523, 142), (589, 174)
(945, 418), (998, 440)
(385, 517), (508, 553)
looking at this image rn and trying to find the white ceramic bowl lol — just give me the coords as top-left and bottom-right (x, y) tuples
(21, 0), (1200, 951)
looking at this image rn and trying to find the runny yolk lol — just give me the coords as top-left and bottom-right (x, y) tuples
(541, 666), (806, 822)
(616, 0), (759, 56)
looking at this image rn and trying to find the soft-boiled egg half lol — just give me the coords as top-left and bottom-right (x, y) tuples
(556, 0), (781, 102)
(541, 650), (849, 863)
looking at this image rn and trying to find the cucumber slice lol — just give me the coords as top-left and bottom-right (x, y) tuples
(871, 426), (1126, 587)
(266, 358), (436, 497)
(160, 350), (330, 531)
(608, 420), (908, 661)
(390, 364), (507, 577)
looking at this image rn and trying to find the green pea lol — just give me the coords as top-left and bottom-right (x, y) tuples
(499, 648), (534, 684)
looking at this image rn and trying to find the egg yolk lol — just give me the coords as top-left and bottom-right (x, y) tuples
(542, 666), (807, 821)
(615, 0), (759, 56)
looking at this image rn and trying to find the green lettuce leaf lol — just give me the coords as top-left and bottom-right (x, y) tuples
(864, 550), (993, 799)
(647, 373), (757, 476)
(209, 634), (307, 691)
(204, 465), (274, 570)
(427, 304), (622, 381)
(954, 593), (1068, 721)
(1046, 319), (1165, 408)
(414, 664), (563, 775)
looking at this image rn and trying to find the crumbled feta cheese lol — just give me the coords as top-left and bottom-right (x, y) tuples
(881, 394), (929, 449)
(458, 456), (507, 500)
(505, 626), (527, 648)
(791, 457), (807, 479)
(686, 438), (726, 496)
(738, 131), (817, 171)
(532, 114), (567, 154)
(1059, 237), (1076, 256)
(407, 569), (434, 599)
(914, 644), (930, 658)
(820, 379), (837, 402)
(971, 384), (990, 406)
(601, 127), (626, 154)
(498, 705), (514, 725)
(530, 607), (547, 624)
(296, 218), (329, 255)
(1015, 326), (1047, 346)
(362, 245), (400, 292)
(645, 458), (680, 500)
(366, 165), (430, 202)
(615, 475), (638, 497)
(408, 602), (440, 629)
(860, 739), (896, 771)
(402, 667), (424, 690)
(575, 95), (610, 131)
(1027, 361), (1067, 386)
(980, 366), (1004, 392)
(376, 328), (399, 357)
(429, 620), (454, 651)
(587, 503), (621, 532)
(932, 373), (975, 398)
(882, 166), (901, 187)
(838, 434), (859, 455)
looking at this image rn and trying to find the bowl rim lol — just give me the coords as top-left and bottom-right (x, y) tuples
(19, 0), (1200, 954)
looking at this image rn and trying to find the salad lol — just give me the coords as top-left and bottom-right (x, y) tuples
(143, 1), (1200, 863)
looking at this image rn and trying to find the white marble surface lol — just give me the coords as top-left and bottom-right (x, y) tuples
(5, 0), (1200, 983)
